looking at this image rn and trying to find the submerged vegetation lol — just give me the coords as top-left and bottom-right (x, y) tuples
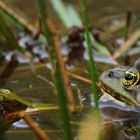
(0, 0), (140, 140)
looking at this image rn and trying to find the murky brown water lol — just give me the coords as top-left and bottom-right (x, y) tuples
(4, 0), (140, 29)
(1, 0), (140, 139)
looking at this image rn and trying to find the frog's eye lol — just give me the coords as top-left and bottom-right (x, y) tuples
(122, 70), (140, 89)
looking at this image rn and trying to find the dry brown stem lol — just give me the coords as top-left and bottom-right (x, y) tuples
(23, 115), (50, 140)
(0, 1), (35, 33)
(46, 17), (76, 112)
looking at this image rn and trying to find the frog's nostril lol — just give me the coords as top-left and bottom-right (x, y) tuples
(108, 71), (114, 78)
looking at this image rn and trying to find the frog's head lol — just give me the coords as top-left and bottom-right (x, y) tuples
(0, 89), (34, 114)
(0, 89), (28, 133)
(100, 59), (140, 107)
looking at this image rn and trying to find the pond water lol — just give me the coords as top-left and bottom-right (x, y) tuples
(1, 0), (140, 140)
(0, 63), (93, 140)
(4, 0), (140, 31)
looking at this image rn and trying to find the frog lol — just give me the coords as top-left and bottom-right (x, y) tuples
(0, 89), (53, 133)
(99, 59), (140, 139)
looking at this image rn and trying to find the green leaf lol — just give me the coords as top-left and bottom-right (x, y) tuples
(67, 5), (82, 27)
(50, 0), (73, 28)
(0, 13), (24, 53)
(90, 33), (110, 55)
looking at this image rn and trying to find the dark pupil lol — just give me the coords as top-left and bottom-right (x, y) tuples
(125, 73), (133, 80)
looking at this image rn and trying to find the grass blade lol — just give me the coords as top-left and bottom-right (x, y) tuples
(50, 0), (73, 28)
(90, 33), (110, 55)
(0, 13), (24, 53)
(0, 1), (35, 33)
(67, 5), (82, 27)
(0, 10), (24, 31)
(80, 0), (99, 114)
(36, 0), (73, 139)
(113, 28), (140, 59)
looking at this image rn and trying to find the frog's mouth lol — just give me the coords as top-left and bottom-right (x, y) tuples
(100, 80), (140, 107)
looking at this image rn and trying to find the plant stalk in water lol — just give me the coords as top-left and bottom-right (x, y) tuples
(0, 1), (35, 33)
(36, 0), (73, 140)
(80, 0), (99, 114)
(0, 13), (23, 53)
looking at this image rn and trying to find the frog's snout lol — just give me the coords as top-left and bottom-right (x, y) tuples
(103, 70), (115, 79)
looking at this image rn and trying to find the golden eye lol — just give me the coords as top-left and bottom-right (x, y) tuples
(122, 70), (139, 89)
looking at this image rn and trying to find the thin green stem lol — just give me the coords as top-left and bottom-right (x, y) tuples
(0, 10), (24, 31)
(80, 0), (99, 115)
(36, 0), (73, 140)
(0, 13), (24, 53)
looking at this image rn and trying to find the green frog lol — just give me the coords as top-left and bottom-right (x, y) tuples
(0, 89), (53, 133)
(99, 59), (140, 139)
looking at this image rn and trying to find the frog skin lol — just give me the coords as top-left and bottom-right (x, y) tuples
(99, 59), (140, 120)
(99, 59), (140, 139)
(0, 89), (51, 133)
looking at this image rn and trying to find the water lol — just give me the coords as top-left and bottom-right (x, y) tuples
(1, 0), (140, 139)
(4, 0), (140, 32)
(0, 63), (92, 140)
